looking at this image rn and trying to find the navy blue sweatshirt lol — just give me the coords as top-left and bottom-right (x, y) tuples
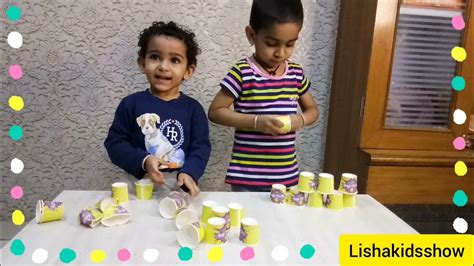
(104, 89), (211, 182)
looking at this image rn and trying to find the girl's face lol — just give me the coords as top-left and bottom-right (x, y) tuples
(246, 22), (302, 69)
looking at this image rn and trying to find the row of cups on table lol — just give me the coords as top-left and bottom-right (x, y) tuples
(159, 192), (259, 249)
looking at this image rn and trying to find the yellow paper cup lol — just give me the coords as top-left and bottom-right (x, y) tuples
(276, 115), (291, 133)
(338, 173), (358, 194)
(270, 184), (286, 204)
(324, 191), (343, 211)
(135, 179), (154, 200)
(101, 205), (132, 227)
(297, 171), (317, 193)
(79, 208), (102, 228)
(201, 200), (217, 224)
(205, 217), (227, 244)
(239, 217), (259, 246)
(112, 182), (129, 204)
(343, 193), (357, 208)
(308, 192), (323, 208)
(178, 221), (205, 249)
(212, 206), (230, 230)
(175, 208), (199, 230)
(317, 173), (334, 194)
(285, 186), (307, 206)
(228, 203), (244, 228)
(159, 193), (188, 219)
(35, 200), (64, 224)
(96, 197), (115, 212)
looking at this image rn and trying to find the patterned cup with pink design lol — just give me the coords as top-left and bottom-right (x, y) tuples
(205, 217), (227, 245)
(159, 191), (188, 219)
(270, 184), (286, 204)
(338, 173), (358, 194)
(35, 200), (64, 224)
(285, 186), (307, 206)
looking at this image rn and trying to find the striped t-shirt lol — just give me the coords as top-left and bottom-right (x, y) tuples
(220, 57), (311, 189)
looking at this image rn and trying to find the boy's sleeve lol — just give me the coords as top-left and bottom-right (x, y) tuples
(298, 67), (311, 96)
(178, 102), (211, 182)
(219, 63), (243, 99)
(104, 99), (149, 179)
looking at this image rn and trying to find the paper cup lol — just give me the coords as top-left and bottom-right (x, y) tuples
(270, 184), (286, 204)
(96, 197), (115, 212)
(338, 173), (358, 194)
(201, 200), (217, 224)
(323, 191), (343, 211)
(276, 115), (291, 133)
(175, 208), (199, 230)
(178, 222), (205, 249)
(159, 192), (188, 219)
(285, 186), (307, 206)
(79, 208), (102, 228)
(239, 217), (259, 246)
(317, 173), (334, 194)
(212, 206), (230, 230)
(228, 203), (244, 228)
(307, 192), (323, 208)
(297, 171), (317, 193)
(35, 200), (64, 224)
(205, 217), (227, 244)
(135, 179), (154, 200)
(343, 193), (357, 208)
(112, 182), (129, 204)
(101, 205), (132, 227)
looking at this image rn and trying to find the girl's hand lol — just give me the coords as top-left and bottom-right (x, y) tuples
(144, 156), (166, 185)
(177, 173), (200, 197)
(255, 115), (285, 136)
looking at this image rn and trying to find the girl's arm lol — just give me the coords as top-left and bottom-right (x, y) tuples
(290, 92), (319, 131)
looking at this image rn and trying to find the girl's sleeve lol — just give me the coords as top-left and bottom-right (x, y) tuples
(219, 63), (243, 99)
(298, 67), (311, 96)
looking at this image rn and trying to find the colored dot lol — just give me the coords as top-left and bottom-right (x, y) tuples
(10, 239), (25, 256)
(6, 5), (22, 21)
(455, 161), (467, 176)
(453, 190), (468, 207)
(59, 248), (76, 264)
(12, 210), (25, 225)
(11, 158), (24, 174)
(300, 244), (316, 259)
(208, 246), (223, 263)
(9, 65), (24, 80)
(143, 249), (159, 262)
(453, 137), (466, 150)
(9, 95), (24, 111)
(453, 109), (467, 125)
(117, 248), (131, 262)
(7, 31), (23, 49)
(9, 125), (24, 141)
(452, 76), (466, 91)
(90, 250), (107, 263)
(10, 186), (24, 200)
(451, 16), (465, 30)
(271, 245), (289, 262)
(453, 217), (468, 233)
(178, 247), (192, 261)
(32, 248), (48, 264)
(451, 47), (467, 62)
(240, 247), (255, 261)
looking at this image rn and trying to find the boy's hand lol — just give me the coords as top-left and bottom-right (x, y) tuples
(255, 115), (285, 136)
(177, 173), (200, 197)
(144, 156), (167, 185)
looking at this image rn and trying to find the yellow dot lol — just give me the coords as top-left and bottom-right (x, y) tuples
(454, 161), (467, 176)
(208, 246), (223, 263)
(12, 210), (25, 225)
(451, 47), (467, 62)
(90, 250), (107, 263)
(8, 96), (24, 111)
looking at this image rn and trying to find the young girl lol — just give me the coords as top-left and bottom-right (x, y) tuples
(208, 0), (319, 192)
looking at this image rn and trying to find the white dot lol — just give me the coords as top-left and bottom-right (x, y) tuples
(143, 248), (159, 262)
(11, 158), (24, 174)
(7, 31), (23, 49)
(453, 217), (468, 234)
(453, 109), (467, 125)
(271, 245), (289, 261)
(32, 248), (48, 264)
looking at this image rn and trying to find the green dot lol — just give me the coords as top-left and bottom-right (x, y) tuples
(10, 239), (25, 256)
(178, 247), (193, 261)
(9, 125), (23, 141)
(60, 248), (77, 264)
(6, 5), (22, 21)
(300, 244), (315, 259)
(452, 76), (465, 91)
(453, 190), (468, 207)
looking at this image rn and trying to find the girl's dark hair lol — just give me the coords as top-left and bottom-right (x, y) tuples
(138, 21), (200, 66)
(249, 0), (304, 33)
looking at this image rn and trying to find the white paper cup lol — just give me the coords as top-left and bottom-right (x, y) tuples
(175, 208), (199, 230)
(178, 222), (205, 249)
(159, 192), (188, 219)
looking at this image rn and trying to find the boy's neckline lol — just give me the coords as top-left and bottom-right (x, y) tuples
(147, 89), (183, 102)
(247, 56), (288, 80)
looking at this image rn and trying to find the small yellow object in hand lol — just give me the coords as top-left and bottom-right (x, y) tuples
(276, 115), (291, 133)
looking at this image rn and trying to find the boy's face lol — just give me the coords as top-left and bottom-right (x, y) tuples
(138, 35), (195, 99)
(246, 22), (302, 69)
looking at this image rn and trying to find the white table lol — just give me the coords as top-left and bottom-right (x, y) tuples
(1, 190), (417, 265)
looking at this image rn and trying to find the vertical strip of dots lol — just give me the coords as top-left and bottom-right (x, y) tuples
(450, 15), (468, 234)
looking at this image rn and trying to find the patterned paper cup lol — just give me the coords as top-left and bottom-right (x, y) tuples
(112, 182), (129, 204)
(323, 190), (343, 211)
(212, 206), (230, 230)
(96, 197), (115, 212)
(159, 192), (188, 219)
(205, 217), (227, 245)
(270, 184), (286, 204)
(298, 171), (317, 193)
(338, 173), (358, 194)
(178, 222), (205, 249)
(35, 200), (64, 224)
(239, 217), (259, 246)
(276, 115), (291, 133)
(285, 186), (307, 206)
(201, 200), (217, 224)
(228, 203), (244, 228)
(175, 208), (199, 230)
(101, 205), (132, 227)
(343, 193), (357, 208)
(308, 192), (323, 208)
(317, 173), (334, 194)
(135, 179), (154, 200)
(79, 208), (102, 228)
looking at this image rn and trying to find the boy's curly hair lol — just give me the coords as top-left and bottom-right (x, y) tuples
(138, 21), (200, 66)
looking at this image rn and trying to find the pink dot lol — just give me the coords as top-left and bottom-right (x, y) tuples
(453, 137), (466, 150)
(452, 16), (465, 30)
(117, 248), (131, 262)
(9, 64), (23, 80)
(240, 247), (255, 261)
(10, 186), (24, 200)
